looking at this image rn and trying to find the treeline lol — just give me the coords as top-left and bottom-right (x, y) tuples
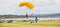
(0, 15), (37, 18)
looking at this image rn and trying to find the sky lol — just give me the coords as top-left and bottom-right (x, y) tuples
(0, 0), (60, 15)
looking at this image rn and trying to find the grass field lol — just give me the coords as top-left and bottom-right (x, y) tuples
(0, 20), (60, 27)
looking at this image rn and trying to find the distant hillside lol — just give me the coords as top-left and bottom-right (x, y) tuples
(33, 13), (60, 17)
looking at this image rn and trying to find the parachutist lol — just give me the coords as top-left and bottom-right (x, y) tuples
(26, 13), (28, 19)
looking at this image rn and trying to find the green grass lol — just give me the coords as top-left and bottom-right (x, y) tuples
(0, 20), (60, 27)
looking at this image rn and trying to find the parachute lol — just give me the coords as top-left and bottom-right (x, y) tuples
(19, 2), (34, 10)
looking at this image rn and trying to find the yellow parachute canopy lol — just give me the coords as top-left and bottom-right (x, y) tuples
(19, 2), (34, 10)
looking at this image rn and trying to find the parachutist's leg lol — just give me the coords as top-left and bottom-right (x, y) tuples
(26, 17), (28, 19)
(26, 15), (28, 19)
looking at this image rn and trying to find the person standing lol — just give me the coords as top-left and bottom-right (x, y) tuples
(35, 16), (38, 23)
